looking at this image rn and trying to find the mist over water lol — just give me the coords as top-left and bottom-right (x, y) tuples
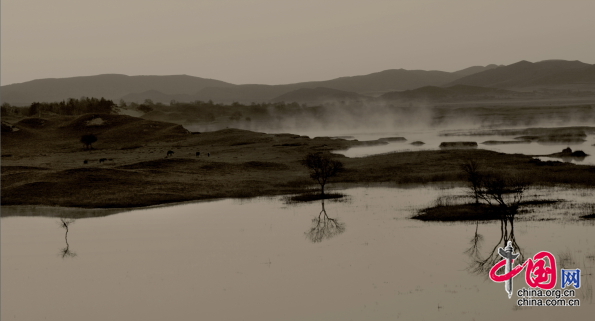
(184, 101), (595, 135)
(183, 101), (595, 163)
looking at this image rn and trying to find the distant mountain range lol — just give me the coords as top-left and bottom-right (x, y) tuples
(2, 60), (593, 106)
(380, 85), (530, 101)
(270, 87), (370, 103)
(447, 60), (595, 88)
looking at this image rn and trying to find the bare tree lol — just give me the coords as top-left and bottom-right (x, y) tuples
(478, 172), (529, 220)
(461, 159), (483, 204)
(301, 153), (343, 196)
(460, 159), (530, 220)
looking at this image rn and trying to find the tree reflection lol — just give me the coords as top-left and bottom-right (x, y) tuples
(466, 213), (523, 275)
(305, 200), (345, 243)
(59, 218), (77, 259)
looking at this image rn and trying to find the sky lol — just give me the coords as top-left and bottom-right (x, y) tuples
(2, 0), (595, 86)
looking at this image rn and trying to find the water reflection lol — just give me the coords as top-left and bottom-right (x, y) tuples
(305, 200), (345, 243)
(59, 218), (77, 259)
(466, 216), (523, 275)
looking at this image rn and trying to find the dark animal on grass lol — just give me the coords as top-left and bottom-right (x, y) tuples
(99, 158), (107, 163)
(80, 134), (97, 150)
(83, 160), (88, 164)
(301, 152), (344, 196)
(166, 150), (174, 157)
(196, 152), (200, 157)
(207, 152), (210, 157)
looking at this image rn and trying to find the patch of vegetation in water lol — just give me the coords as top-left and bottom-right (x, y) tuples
(482, 140), (529, 145)
(412, 203), (497, 221)
(439, 141), (478, 148)
(413, 200), (564, 221)
(379, 137), (407, 142)
(284, 192), (346, 203)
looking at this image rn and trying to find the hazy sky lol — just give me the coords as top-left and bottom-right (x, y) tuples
(2, 0), (594, 86)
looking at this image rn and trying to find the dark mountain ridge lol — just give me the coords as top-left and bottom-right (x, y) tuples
(1, 66), (496, 105)
(3, 60), (593, 106)
(447, 60), (595, 88)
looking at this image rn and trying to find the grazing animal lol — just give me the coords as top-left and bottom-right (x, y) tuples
(196, 152), (200, 157)
(167, 150), (174, 157)
(99, 158), (107, 163)
(83, 160), (88, 164)
(207, 152), (210, 157)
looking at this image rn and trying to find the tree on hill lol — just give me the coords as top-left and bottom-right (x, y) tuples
(301, 153), (344, 196)
(80, 134), (98, 150)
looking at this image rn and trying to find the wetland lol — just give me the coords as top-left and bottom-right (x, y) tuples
(2, 100), (595, 320)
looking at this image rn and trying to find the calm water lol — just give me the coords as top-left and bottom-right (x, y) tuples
(327, 130), (595, 165)
(2, 186), (594, 320)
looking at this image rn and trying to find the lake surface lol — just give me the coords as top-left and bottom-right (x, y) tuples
(2, 185), (594, 320)
(325, 129), (595, 165)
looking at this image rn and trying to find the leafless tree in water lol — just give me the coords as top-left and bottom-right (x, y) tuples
(478, 172), (530, 221)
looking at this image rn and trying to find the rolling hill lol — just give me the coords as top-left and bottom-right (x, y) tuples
(1, 74), (235, 106)
(2, 113), (190, 152)
(451, 64), (501, 78)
